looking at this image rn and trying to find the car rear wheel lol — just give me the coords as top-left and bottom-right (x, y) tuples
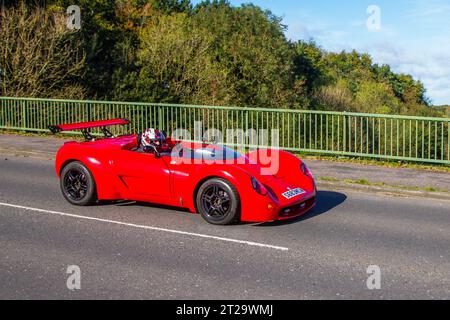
(196, 178), (240, 225)
(60, 161), (97, 206)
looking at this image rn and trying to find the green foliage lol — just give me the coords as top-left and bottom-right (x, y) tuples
(190, 1), (299, 108)
(434, 105), (450, 117)
(311, 49), (440, 116)
(293, 41), (329, 94)
(355, 82), (400, 114)
(313, 80), (357, 112)
(1, 0), (446, 117)
(0, 2), (85, 98)
(123, 13), (228, 104)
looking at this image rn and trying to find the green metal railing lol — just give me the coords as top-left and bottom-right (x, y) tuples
(1, 96), (449, 165)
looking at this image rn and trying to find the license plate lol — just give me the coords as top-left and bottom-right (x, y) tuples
(282, 188), (306, 199)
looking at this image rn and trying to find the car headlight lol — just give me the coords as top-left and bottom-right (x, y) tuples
(251, 177), (267, 196)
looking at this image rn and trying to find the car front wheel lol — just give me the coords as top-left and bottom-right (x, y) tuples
(196, 178), (240, 225)
(60, 161), (97, 206)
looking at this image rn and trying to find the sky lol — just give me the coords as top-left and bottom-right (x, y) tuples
(192, 0), (450, 105)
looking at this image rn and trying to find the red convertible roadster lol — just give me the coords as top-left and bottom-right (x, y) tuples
(49, 119), (316, 225)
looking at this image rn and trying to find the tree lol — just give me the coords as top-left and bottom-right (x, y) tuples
(1, 0), (440, 117)
(313, 79), (357, 112)
(355, 81), (400, 114)
(293, 40), (328, 93)
(123, 12), (228, 104)
(191, 1), (299, 108)
(0, 2), (85, 98)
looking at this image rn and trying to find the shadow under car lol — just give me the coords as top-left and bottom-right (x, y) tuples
(254, 190), (347, 226)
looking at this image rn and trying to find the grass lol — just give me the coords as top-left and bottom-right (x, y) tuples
(296, 153), (450, 173)
(317, 176), (339, 182)
(318, 176), (448, 193)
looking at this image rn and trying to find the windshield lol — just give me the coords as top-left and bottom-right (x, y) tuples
(181, 146), (243, 160)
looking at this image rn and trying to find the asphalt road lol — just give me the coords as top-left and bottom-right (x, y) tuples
(0, 155), (449, 299)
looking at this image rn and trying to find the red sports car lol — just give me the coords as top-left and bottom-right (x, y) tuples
(49, 119), (316, 225)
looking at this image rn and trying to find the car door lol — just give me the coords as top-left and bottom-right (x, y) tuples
(112, 150), (172, 201)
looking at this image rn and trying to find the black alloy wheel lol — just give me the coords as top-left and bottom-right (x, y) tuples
(196, 178), (240, 225)
(60, 161), (97, 206)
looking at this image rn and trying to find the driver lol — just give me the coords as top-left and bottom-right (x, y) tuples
(140, 128), (170, 153)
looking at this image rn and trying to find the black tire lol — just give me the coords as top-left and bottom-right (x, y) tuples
(196, 178), (240, 225)
(60, 161), (97, 206)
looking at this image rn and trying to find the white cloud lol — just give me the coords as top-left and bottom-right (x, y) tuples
(286, 22), (311, 41)
(405, 0), (450, 18)
(287, 22), (349, 52)
(279, 0), (450, 105)
(365, 39), (450, 105)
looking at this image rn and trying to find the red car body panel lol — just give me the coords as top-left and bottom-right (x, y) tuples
(54, 122), (316, 223)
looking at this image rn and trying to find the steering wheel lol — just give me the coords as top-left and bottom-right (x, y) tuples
(143, 145), (161, 158)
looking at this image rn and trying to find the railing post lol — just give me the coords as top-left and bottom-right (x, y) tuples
(343, 112), (346, 154)
(158, 105), (163, 130)
(87, 102), (91, 122)
(21, 100), (27, 129)
(245, 111), (249, 147)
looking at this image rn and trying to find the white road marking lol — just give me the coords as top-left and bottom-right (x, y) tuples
(0, 202), (289, 251)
